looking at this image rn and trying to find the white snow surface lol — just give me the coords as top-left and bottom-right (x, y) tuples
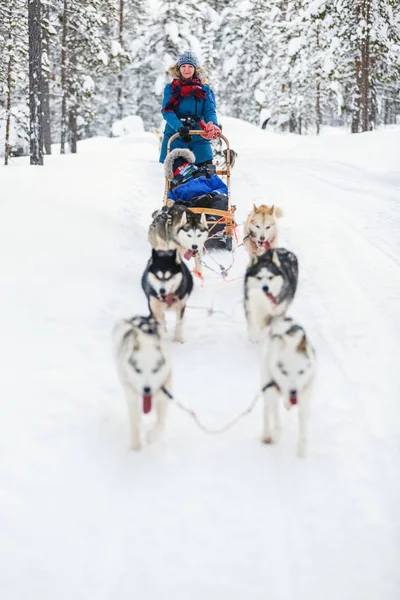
(1, 118), (400, 600)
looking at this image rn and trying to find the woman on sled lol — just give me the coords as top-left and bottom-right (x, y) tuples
(159, 50), (220, 169)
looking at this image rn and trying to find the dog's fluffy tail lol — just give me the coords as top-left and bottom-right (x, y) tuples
(274, 206), (284, 218)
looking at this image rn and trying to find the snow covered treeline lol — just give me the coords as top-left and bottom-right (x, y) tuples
(0, 0), (399, 160)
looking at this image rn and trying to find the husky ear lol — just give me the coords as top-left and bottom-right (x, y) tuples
(250, 254), (259, 266)
(296, 334), (307, 354)
(269, 204), (274, 215)
(180, 211), (187, 226)
(200, 212), (207, 226)
(151, 248), (158, 260)
(253, 203), (258, 213)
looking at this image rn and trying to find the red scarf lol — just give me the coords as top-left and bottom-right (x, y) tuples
(162, 78), (206, 113)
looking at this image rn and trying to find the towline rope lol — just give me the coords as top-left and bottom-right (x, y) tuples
(161, 386), (264, 435)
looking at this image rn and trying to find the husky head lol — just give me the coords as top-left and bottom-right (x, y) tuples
(267, 317), (316, 410)
(245, 204), (282, 253)
(176, 211), (208, 260)
(147, 249), (183, 301)
(113, 316), (170, 414)
(245, 248), (298, 307)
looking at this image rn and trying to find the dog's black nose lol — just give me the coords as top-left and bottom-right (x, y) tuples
(192, 244), (198, 250)
(262, 285), (269, 293)
(159, 287), (166, 295)
(259, 235), (265, 241)
(143, 386), (151, 395)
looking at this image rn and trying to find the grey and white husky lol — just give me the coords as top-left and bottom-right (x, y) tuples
(244, 248), (298, 342)
(113, 315), (172, 451)
(260, 316), (316, 457)
(141, 249), (193, 343)
(148, 204), (209, 274)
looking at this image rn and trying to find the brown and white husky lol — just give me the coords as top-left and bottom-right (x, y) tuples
(243, 204), (283, 260)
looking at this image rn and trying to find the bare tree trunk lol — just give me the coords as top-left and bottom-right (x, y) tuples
(28, 0), (44, 165)
(360, 0), (371, 132)
(315, 29), (322, 136)
(352, 58), (362, 133)
(42, 2), (52, 155)
(68, 50), (77, 153)
(69, 109), (77, 153)
(60, 0), (68, 154)
(316, 79), (321, 135)
(117, 0), (124, 120)
(4, 52), (12, 166)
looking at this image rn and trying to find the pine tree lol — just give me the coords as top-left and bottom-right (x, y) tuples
(0, 0), (28, 164)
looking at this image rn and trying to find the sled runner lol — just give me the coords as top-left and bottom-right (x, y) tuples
(164, 131), (237, 251)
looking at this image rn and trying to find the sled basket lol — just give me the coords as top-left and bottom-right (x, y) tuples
(164, 131), (236, 251)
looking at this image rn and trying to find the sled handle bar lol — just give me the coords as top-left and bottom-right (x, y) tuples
(164, 131), (231, 206)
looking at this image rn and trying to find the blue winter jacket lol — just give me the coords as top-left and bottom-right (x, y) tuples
(168, 174), (228, 202)
(159, 82), (218, 164)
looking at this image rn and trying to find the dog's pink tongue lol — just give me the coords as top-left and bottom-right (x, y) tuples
(290, 392), (297, 406)
(263, 241), (271, 250)
(184, 249), (194, 260)
(165, 293), (174, 307)
(143, 394), (152, 414)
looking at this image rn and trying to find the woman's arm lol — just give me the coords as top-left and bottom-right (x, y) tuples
(203, 86), (218, 126)
(161, 84), (183, 131)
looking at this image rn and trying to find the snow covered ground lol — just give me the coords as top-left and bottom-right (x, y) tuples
(1, 119), (399, 600)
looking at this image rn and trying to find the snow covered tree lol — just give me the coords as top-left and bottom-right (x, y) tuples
(0, 0), (28, 164)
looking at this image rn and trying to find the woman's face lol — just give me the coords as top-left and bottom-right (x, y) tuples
(180, 64), (195, 79)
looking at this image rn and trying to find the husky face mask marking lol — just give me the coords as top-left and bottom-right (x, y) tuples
(141, 248), (193, 343)
(260, 316), (316, 458)
(148, 271), (183, 298)
(244, 248), (299, 342)
(148, 205), (208, 273)
(177, 212), (209, 259)
(245, 266), (284, 304)
(113, 316), (172, 450)
(244, 204), (283, 258)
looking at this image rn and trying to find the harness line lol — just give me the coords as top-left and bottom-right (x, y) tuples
(161, 385), (271, 435)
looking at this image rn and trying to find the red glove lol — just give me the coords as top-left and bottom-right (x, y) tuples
(201, 122), (221, 140)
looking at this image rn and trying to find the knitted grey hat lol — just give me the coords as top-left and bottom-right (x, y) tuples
(177, 51), (198, 69)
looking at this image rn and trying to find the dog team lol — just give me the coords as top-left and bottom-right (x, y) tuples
(113, 148), (316, 457)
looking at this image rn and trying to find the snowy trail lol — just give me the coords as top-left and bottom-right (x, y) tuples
(1, 122), (399, 600)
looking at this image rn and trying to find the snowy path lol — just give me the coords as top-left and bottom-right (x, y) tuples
(1, 122), (399, 600)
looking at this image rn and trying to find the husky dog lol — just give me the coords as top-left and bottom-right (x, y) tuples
(141, 249), (193, 343)
(113, 315), (172, 451)
(148, 204), (209, 274)
(244, 248), (298, 342)
(243, 204), (283, 260)
(260, 316), (316, 457)
(214, 148), (237, 170)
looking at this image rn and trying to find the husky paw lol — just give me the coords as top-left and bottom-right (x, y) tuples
(130, 440), (142, 452)
(262, 435), (273, 444)
(173, 335), (184, 344)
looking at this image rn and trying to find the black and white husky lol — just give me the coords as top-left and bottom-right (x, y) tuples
(244, 248), (298, 342)
(113, 316), (172, 451)
(261, 316), (316, 457)
(141, 249), (193, 343)
(148, 204), (209, 274)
